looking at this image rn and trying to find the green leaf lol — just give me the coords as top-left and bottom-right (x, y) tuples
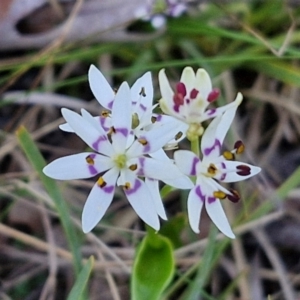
(16, 126), (82, 275)
(160, 213), (187, 248)
(131, 230), (175, 300)
(67, 256), (94, 300)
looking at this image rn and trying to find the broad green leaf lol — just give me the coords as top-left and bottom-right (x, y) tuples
(160, 213), (187, 248)
(131, 230), (175, 300)
(16, 126), (82, 275)
(67, 256), (94, 300)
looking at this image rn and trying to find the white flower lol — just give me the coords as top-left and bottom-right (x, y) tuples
(61, 65), (186, 147)
(60, 65), (153, 134)
(174, 105), (261, 238)
(159, 66), (243, 140)
(134, 0), (187, 29)
(44, 82), (193, 233)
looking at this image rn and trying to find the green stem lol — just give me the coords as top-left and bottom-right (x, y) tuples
(191, 138), (200, 156)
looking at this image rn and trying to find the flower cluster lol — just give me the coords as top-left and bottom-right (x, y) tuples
(43, 65), (261, 238)
(135, 0), (187, 29)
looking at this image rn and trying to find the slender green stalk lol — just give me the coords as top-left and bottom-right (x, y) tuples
(191, 138), (200, 156)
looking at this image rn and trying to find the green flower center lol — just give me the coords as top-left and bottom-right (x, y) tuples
(186, 123), (204, 141)
(113, 154), (127, 169)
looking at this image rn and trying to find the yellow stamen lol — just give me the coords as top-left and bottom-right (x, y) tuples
(138, 138), (148, 146)
(235, 141), (245, 154)
(101, 110), (110, 117)
(207, 163), (217, 175)
(85, 155), (94, 165)
(97, 177), (106, 188)
(124, 182), (131, 190)
(223, 151), (234, 160)
(213, 191), (226, 199)
(129, 164), (138, 171)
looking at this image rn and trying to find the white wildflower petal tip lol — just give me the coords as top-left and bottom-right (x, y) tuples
(43, 153), (106, 180)
(180, 67), (196, 93)
(82, 168), (119, 233)
(88, 65), (115, 109)
(59, 122), (73, 132)
(121, 171), (160, 230)
(195, 68), (212, 100)
(219, 162), (261, 183)
(158, 69), (174, 110)
(145, 178), (167, 220)
(205, 198), (235, 239)
(131, 71), (153, 110)
(111, 82), (132, 152)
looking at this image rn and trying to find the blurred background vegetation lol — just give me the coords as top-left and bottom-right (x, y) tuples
(1, 0), (300, 299)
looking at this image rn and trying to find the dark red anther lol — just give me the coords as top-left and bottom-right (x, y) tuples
(173, 94), (184, 107)
(176, 82), (187, 97)
(173, 82), (186, 107)
(236, 165), (251, 176)
(207, 88), (220, 102)
(234, 140), (245, 154)
(190, 88), (199, 99)
(227, 189), (240, 203)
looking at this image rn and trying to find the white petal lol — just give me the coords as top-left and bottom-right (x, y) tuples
(200, 92), (243, 123)
(60, 116), (112, 133)
(59, 122), (73, 132)
(111, 82), (132, 152)
(88, 65), (115, 109)
(136, 157), (193, 187)
(127, 121), (181, 156)
(145, 178), (167, 220)
(99, 116), (112, 132)
(201, 103), (239, 159)
(174, 150), (200, 176)
(205, 197), (235, 238)
(61, 108), (113, 156)
(151, 14), (166, 29)
(131, 72), (153, 110)
(164, 176), (194, 189)
(158, 69), (174, 109)
(119, 170), (160, 230)
(187, 185), (205, 233)
(206, 177), (231, 195)
(82, 167), (119, 233)
(154, 114), (188, 143)
(195, 69), (212, 100)
(180, 67), (196, 94)
(159, 98), (178, 118)
(217, 161), (261, 183)
(149, 148), (170, 160)
(43, 153), (112, 180)
(81, 109), (103, 132)
(201, 115), (223, 159)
